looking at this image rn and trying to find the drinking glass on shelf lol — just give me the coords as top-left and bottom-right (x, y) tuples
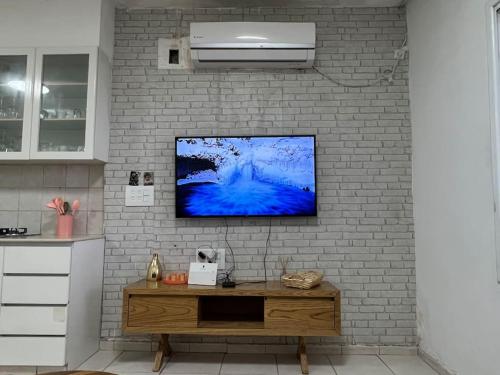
(0, 97), (5, 118)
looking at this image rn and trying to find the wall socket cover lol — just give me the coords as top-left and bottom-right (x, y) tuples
(158, 37), (191, 69)
(195, 248), (225, 270)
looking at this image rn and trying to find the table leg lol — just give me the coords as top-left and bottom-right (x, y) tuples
(153, 334), (171, 372)
(297, 336), (309, 375)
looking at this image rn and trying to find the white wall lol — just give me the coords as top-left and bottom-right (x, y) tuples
(0, 0), (114, 59)
(407, 0), (500, 374)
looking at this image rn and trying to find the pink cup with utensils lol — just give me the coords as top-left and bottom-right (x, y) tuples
(56, 215), (73, 238)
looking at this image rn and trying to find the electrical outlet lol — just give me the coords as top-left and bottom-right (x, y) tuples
(394, 46), (408, 60)
(195, 248), (225, 270)
(215, 248), (225, 270)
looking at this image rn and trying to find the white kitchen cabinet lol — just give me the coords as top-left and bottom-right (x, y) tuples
(0, 47), (110, 162)
(0, 48), (35, 160)
(0, 337), (67, 366)
(0, 238), (105, 368)
(0, 306), (68, 335)
(3, 245), (71, 273)
(2, 275), (70, 304)
(30, 47), (110, 161)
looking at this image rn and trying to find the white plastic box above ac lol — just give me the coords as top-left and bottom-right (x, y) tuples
(190, 22), (316, 69)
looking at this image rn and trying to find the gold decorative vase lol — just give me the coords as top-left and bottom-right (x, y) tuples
(146, 253), (163, 281)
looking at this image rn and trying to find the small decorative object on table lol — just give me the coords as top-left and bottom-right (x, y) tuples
(163, 272), (188, 285)
(281, 270), (324, 289)
(278, 256), (290, 277)
(146, 253), (163, 281)
(46, 197), (80, 238)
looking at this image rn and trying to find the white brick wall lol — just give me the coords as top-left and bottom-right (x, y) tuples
(103, 6), (415, 348)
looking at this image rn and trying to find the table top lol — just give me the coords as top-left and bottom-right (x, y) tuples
(38, 372), (116, 375)
(124, 279), (339, 298)
(0, 234), (104, 243)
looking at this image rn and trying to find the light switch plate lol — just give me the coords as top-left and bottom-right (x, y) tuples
(125, 185), (154, 206)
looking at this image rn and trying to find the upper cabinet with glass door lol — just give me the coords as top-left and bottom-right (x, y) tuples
(0, 47), (110, 162)
(0, 49), (34, 160)
(37, 54), (89, 154)
(30, 47), (110, 161)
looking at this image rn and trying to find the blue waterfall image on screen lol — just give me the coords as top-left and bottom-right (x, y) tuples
(176, 137), (316, 217)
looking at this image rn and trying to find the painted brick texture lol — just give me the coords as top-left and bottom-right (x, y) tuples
(104, 6), (415, 348)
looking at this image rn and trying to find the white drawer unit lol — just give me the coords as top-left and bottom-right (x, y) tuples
(0, 239), (104, 369)
(3, 246), (71, 274)
(0, 306), (67, 335)
(1, 276), (70, 304)
(0, 336), (66, 366)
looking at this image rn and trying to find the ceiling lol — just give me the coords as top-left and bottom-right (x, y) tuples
(117, 0), (407, 9)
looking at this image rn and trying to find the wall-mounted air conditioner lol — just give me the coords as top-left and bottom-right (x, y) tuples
(190, 22), (315, 69)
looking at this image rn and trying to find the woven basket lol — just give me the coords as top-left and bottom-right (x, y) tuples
(281, 271), (323, 289)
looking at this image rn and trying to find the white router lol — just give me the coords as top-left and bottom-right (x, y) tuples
(188, 263), (218, 286)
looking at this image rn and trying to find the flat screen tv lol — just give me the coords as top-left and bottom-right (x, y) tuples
(175, 135), (317, 217)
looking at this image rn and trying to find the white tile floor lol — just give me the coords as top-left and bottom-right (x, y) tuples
(72, 350), (439, 375)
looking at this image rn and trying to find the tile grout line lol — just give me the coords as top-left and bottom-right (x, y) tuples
(75, 350), (101, 372)
(326, 354), (339, 375)
(103, 350), (124, 372)
(218, 352), (225, 375)
(105, 351), (124, 371)
(377, 354), (398, 375)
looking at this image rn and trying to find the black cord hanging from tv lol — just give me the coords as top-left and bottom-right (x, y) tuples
(221, 218), (236, 287)
(263, 218), (272, 282)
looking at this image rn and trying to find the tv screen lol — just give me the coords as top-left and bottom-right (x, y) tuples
(175, 136), (317, 217)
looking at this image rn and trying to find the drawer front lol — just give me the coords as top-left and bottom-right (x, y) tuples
(0, 306), (67, 335)
(0, 336), (66, 366)
(265, 297), (335, 331)
(128, 296), (197, 329)
(3, 246), (71, 274)
(1, 276), (70, 304)
(0, 247), (3, 306)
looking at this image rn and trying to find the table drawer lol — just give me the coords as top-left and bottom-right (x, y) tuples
(0, 336), (66, 366)
(0, 306), (67, 335)
(1, 276), (70, 304)
(127, 296), (197, 329)
(3, 246), (71, 274)
(265, 297), (335, 331)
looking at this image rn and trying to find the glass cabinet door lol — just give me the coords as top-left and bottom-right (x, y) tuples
(36, 53), (90, 154)
(0, 52), (33, 157)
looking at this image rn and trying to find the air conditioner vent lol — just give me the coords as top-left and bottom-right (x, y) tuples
(190, 22), (316, 69)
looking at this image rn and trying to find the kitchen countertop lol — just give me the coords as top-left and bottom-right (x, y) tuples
(0, 234), (104, 243)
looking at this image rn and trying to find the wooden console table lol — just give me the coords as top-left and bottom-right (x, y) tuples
(122, 280), (341, 374)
